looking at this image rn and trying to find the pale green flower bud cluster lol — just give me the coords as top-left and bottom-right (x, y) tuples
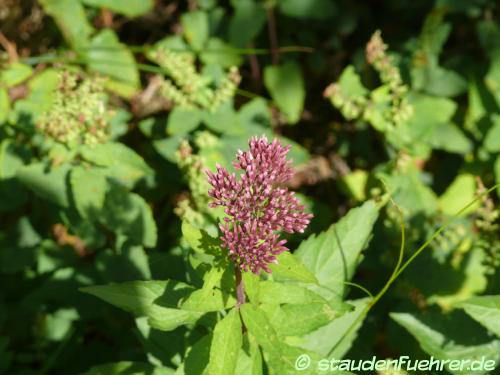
(324, 83), (367, 120)
(150, 47), (241, 111)
(173, 133), (218, 226)
(366, 31), (413, 126)
(325, 31), (413, 130)
(474, 183), (500, 275)
(37, 72), (110, 147)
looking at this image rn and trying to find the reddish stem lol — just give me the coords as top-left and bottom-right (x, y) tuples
(235, 267), (246, 308)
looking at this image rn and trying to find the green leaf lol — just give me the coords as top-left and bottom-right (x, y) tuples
(0, 88), (8, 124)
(337, 65), (368, 98)
(70, 166), (108, 219)
(203, 103), (241, 134)
(0, 63), (33, 87)
(240, 304), (284, 367)
(229, 0), (266, 48)
(255, 281), (327, 305)
(240, 304), (321, 373)
(269, 251), (318, 285)
(428, 122), (472, 154)
(484, 114), (500, 152)
(80, 142), (152, 187)
(38, 0), (93, 48)
(181, 267), (235, 312)
(208, 309), (243, 375)
(16, 163), (70, 207)
(81, 0), (154, 17)
(86, 29), (140, 91)
(0, 140), (28, 179)
(459, 296), (500, 337)
(234, 336), (262, 375)
(200, 38), (242, 68)
(260, 301), (348, 337)
(391, 312), (500, 375)
(180, 334), (212, 375)
(81, 280), (203, 332)
(83, 361), (174, 375)
(0, 141), (28, 211)
(496, 156), (500, 197)
(81, 280), (181, 315)
(147, 306), (203, 332)
(101, 183), (157, 247)
(438, 174), (478, 216)
(279, 0), (336, 20)
(181, 11), (209, 51)
(294, 201), (378, 296)
(96, 243), (152, 282)
(12, 68), (59, 121)
(297, 298), (369, 358)
(264, 62), (305, 124)
(381, 168), (438, 217)
(167, 108), (202, 135)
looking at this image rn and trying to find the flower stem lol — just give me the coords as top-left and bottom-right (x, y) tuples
(235, 267), (246, 308)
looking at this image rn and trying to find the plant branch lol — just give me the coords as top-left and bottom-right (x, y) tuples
(235, 266), (246, 308)
(266, 5), (279, 65)
(328, 182), (500, 356)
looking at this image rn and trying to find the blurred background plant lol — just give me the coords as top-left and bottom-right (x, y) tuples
(1, 0), (500, 374)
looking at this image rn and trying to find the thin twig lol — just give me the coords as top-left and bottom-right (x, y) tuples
(235, 267), (246, 308)
(0, 32), (19, 62)
(266, 5), (279, 65)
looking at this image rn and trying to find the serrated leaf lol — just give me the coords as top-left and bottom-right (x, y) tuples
(39, 0), (93, 48)
(240, 304), (322, 374)
(200, 38), (242, 68)
(70, 166), (108, 219)
(16, 163), (70, 207)
(240, 304), (283, 367)
(438, 174), (478, 216)
(279, 0), (336, 20)
(391, 312), (500, 375)
(229, 0), (266, 48)
(82, 361), (174, 375)
(86, 29), (139, 92)
(495, 156), (500, 197)
(234, 336), (263, 375)
(80, 142), (152, 187)
(0, 88), (8, 124)
(269, 251), (318, 285)
(182, 11), (209, 51)
(101, 183), (157, 247)
(294, 201), (378, 296)
(203, 103), (242, 135)
(80, 280), (183, 315)
(337, 65), (368, 98)
(181, 267), (235, 312)
(81, 280), (203, 332)
(0, 63), (33, 87)
(81, 0), (154, 17)
(297, 298), (369, 358)
(147, 306), (203, 332)
(167, 108), (202, 135)
(484, 114), (500, 152)
(261, 301), (348, 337)
(459, 296), (500, 337)
(264, 62), (305, 124)
(180, 334), (212, 375)
(208, 309), (242, 375)
(255, 281), (327, 305)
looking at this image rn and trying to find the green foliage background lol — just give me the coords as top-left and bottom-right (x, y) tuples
(1, 0), (500, 374)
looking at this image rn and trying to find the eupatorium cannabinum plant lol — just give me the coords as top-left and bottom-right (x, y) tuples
(206, 135), (313, 275)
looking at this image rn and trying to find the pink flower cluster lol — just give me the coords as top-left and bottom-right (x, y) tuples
(206, 136), (312, 273)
